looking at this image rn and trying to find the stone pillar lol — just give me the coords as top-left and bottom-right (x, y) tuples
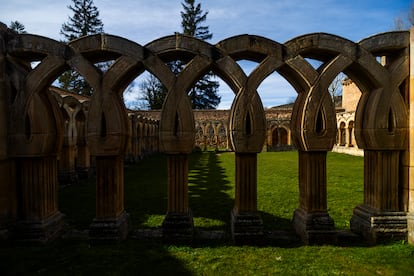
(231, 153), (263, 244)
(162, 154), (193, 242)
(351, 150), (407, 244)
(345, 124), (350, 147)
(0, 160), (16, 240)
(15, 156), (64, 242)
(287, 129), (292, 146)
(293, 151), (335, 245)
(58, 144), (78, 185)
(76, 145), (90, 179)
(89, 155), (129, 242)
(408, 26), (414, 245)
(277, 128), (282, 146)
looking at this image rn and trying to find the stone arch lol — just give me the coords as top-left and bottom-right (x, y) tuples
(2, 27), (410, 245)
(271, 126), (289, 146)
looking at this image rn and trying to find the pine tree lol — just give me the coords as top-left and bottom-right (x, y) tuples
(59, 0), (104, 96)
(9, 21), (27, 34)
(180, 0), (220, 109)
(139, 0), (220, 110)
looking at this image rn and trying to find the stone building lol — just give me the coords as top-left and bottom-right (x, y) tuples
(134, 107), (293, 152)
(333, 78), (363, 156)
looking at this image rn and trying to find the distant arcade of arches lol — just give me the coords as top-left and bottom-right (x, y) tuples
(0, 22), (413, 245)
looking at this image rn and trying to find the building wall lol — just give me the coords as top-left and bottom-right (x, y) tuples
(342, 78), (361, 112)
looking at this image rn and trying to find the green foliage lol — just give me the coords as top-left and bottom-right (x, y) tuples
(9, 21), (27, 34)
(60, 0), (103, 41)
(139, 74), (168, 110)
(1, 152), (413, 275)
(139, 0), (220, 110)
(58, 0), (104, 96)
(181, 0), (212, 40)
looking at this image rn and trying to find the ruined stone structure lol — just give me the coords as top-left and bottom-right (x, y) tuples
(136, 108), (292, 152)
(333, 79), (363, 156)
(51, 86), (90, 184)
(0, 21), (413, 245)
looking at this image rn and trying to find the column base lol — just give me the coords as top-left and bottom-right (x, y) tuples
(76, 167), (90, 180)
(293, 208), (336, 245)
(162, 211), (194, 243)
(89, 211), (129, 243)
(350, 204), (407, 244)
(14, 212), (65, 243)
(58, 170), (79, 186)
(231, 209), (264, 244)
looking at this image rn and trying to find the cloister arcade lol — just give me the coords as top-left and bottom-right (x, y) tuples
(0, 22), (413, 245)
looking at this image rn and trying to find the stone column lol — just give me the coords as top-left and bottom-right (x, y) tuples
(15, 156), (64, 242)
(58, 144), (78, 185)
(75, 112), (90, 179)
(351, 150), (407, 244)
(293, 151), (335, 245)
(408, 26), (414, 245)
(231, 153), (263, 243)
(162, 154), (193, 242)
(89, 155), (129, 243)
(287, 129), (292, 146)
(76, 145), (90, 179)
(345, 124), (350, 147)
(58, 105), (80, 186)
(0, 160), (16, 240)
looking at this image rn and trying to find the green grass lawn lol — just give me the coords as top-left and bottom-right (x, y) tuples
(1, 151), (413, 275)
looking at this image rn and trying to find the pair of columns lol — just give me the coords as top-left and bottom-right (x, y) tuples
(162, 152), (263, 243)
(12, 155), (127, 243)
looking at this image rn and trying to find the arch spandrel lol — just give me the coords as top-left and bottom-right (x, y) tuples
(229, 88), (266, 153)
(9, 90), (63, 157)
(6, 35), (66, 157)
(353, 34), (409, 150)
(297, 55), (353, 150)
(159, 54), (214, 154)
(87, 89), (129, 156)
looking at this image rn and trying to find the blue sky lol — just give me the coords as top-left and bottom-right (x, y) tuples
(1, 0), (412, 109)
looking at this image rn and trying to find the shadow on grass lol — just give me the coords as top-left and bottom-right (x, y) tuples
(124, 154), (168, 228)
(0, 239), (192, 275)
(188, 151), (233, 231)
(54, 155), (191, 275)
(188, 151), (299, 245)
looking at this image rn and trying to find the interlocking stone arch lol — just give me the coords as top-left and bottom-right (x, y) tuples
(284, 32), (408, 150)
(1, 25), (412, 244)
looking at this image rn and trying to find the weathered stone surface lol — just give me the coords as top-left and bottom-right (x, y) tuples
(89, 211), (129, 243)
(14, 212), (65, 243)
(0, 24), (412, 246)
(231, 210), (264, 244)
(351, 204), (407, 244)
(162, 211), (194, 243)
(293, 208), (336, 245)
